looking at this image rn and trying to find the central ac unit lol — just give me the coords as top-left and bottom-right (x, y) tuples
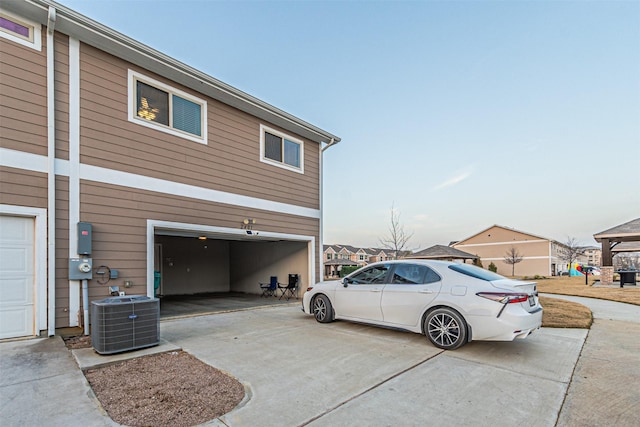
(91, 295), (160, 355)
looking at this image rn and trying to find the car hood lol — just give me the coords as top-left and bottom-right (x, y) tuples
(490, 279), (537, 294)
(312, 280), (342, 289)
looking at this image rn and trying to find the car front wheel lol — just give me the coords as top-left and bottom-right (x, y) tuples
(312, 295), (333, 323)
(425, 307), (467, 350)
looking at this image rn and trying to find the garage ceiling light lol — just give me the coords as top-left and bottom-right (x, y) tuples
(198, 236), (207, 240)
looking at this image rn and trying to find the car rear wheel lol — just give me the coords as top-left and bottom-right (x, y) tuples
(425, 307), (467, 350)
(312, 295), (333, 323)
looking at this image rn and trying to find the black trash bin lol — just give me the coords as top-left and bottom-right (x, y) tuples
(616, 270), (638, 288)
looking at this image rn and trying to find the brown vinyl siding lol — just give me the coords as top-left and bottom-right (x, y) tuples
(79, 180), (320, 300)
(54, 176), (70, 327)
(54, 32), (70, 160)
(78, 43), (320, 210)
(0, 31), (47, 156)
(0, 167), (47, 207)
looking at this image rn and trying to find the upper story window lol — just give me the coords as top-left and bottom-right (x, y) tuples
(128, 70), (207, 144)
(260, 125), (304, 173)
(0, 10), (41, 51)
(327, 253), (332, 260)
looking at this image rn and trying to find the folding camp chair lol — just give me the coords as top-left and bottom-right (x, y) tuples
(278, 274), (299, 300)
(259, 276), (279, 297)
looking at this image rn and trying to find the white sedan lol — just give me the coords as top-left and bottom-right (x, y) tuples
(302, 260), (542, 350)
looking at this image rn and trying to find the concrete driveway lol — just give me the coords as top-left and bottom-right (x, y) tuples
(160, 306), (584, 427)
(1, 296), (638, 426)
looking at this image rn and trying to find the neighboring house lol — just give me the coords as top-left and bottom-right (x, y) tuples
(323, 244), (363, 277)
(322, 244), (405, 277)
(365, 248), (392, 263)
(407, 245), (479, 263)
(0, 1), (340, 339)
(583, 246), (602, 267)
(452, 225), (572, 277)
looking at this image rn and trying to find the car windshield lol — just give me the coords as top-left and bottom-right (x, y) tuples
(448, 264), (507, 281)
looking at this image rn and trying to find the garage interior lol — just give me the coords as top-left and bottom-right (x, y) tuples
(154, 232), (309, 318)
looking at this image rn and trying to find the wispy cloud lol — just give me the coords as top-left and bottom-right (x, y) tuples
(432, 168), (474, 191)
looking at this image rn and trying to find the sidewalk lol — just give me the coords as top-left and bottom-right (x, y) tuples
(542, 294), (640, 426)
(0, 336), (116, 427)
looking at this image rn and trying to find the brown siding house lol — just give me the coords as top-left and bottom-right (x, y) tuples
(452, 225), (563, 277)
(0, 1), (340, 339)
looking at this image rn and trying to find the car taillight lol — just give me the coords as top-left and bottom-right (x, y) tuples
(476, 292), (529, 304)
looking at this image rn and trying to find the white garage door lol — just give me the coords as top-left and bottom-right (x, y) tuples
(0, 215), (35, 339)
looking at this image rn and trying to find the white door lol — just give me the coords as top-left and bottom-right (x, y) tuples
(381, 264), (442, 327)
(0, 216), (35, 339)
(334, 264), (390, 321)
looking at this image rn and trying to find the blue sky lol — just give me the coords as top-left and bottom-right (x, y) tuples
(57, 0), (639, 249)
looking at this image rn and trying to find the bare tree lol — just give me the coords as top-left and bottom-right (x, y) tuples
(503, 246), (523, 276)
(557, 237), (587, 273)
(379, 204), (413, 260)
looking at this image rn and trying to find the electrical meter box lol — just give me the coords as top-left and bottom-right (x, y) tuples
(78, 222), (92, 255)
(69, 257), (93, 280)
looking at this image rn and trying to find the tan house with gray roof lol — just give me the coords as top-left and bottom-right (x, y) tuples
(0, 0), (340, 339)
(452, 225), (573, 277)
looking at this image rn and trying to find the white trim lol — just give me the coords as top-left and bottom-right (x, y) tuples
(0, 8), (41, 51)
(146, 220), (316, 296)
(68, 37), (80, 327)
(455, 239), (548, 248)
(0, 148), (320, 220)
(0, 148), (47, 172)
(260, 124), (305, 174)
(81, 163), (320, 218)
(319, 143), (324, 280)
(128, 70), (207, 144)
(46, 6), (56, 336)
(0, 205), (47, 336)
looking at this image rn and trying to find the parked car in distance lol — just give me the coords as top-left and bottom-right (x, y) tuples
(584, 266), (601, 276)
(302, 260), (542, 350)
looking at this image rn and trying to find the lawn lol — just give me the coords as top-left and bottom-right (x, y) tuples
(535, 275), (640, 306)
(529, 275), (638, 329)
(539, 296), (592, 328)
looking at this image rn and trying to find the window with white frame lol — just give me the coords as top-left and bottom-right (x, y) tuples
(128, 70), (207, 144)
(327, 253), (332, 260)
(0, 10), (41, 51)
(260, 125), (304, 173)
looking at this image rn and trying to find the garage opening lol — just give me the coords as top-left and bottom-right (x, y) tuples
(151, 226), (313, 318)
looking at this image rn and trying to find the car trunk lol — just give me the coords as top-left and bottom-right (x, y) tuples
(490, 279), (539, 313)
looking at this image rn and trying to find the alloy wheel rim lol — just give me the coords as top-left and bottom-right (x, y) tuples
(428, 313), (460, 347)
(314, 299), (326, 320)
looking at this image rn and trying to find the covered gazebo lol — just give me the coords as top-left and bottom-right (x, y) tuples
(593, 218), (640, 285)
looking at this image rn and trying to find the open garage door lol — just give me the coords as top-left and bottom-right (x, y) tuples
(148, 221), (315, 317)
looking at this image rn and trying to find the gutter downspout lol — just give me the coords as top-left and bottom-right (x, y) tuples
(46, 6), (57, 337)
(319, 138), (338, 282)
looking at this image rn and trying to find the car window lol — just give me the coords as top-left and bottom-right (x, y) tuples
(448, 264), (506, 281)
(424, 267), (441, 283)
(348, 264), (390, 284)
(391, 264), (440, 284)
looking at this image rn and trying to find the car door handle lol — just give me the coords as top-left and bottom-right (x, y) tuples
(419, 290), (433, 294)
(370, 289), (382, 292)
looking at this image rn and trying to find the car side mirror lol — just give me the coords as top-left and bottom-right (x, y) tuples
(342, 277), (349, 287)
